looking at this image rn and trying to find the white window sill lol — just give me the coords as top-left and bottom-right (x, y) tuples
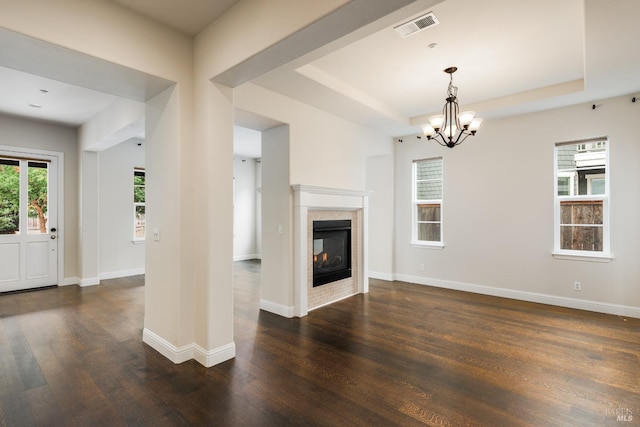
(132, 239), (145, 245)
(411, 241), (445, 250)
(552, 252), (613, 263)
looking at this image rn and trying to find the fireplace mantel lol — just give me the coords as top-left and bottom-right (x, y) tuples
(292, 185), (371, 317)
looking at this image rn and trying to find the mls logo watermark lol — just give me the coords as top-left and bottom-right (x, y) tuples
(606, 407), (633, 422)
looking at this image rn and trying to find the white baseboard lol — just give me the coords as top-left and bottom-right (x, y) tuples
(260, 299), (294, 318)
(368, 271), (394, 281)
(79, 277), (100, 287)
(143, 328), (193, 364)
(193, 342), (236, 367)
(394, 273), (640, 319)
(99, 268), (145, 280)
(233, 254), (261, 262)
(143, 328), (236, 367)
(61, 277), (80, 286)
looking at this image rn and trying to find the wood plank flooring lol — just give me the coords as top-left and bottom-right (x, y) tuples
(1, 260), (638, 426)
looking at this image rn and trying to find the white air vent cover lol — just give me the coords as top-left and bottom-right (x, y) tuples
(394, 12), (439, 37)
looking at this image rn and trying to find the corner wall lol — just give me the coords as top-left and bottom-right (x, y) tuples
(394, 94), (640, 316)
(260, 125), (292, 316)
(367, 155), (395, 279)
(233, 157), (259, 261)
(98, 138), (145, 279)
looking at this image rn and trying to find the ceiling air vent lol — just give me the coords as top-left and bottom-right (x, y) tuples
(394, 12), (439, 37)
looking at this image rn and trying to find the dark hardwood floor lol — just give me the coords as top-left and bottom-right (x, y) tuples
(1, 261), (638, 426)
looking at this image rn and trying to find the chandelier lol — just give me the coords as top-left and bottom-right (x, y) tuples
(422, 67), (482, 148)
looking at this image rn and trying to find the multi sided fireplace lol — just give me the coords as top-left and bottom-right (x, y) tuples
(312, 220), (352, 287)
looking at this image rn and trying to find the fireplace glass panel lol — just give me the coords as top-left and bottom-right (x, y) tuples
(313, 220), (352, 287)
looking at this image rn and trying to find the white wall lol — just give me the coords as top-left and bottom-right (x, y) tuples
(260, 125), (292, 315)
(256, 159), (262, 256)
(78, 150), (100, 286)
(367, 155), (395, 279)
(394, 94), (640, 316)
(233, 157), (259, 260)
(235, 83), (393, 190)
(80, 98), (145, 152)
(98, 138), (145, 278)
(0, 114), (79, 281)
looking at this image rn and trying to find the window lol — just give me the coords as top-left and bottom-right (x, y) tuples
(412, 157), (443, 246)
(133, 168), (145, 240)
(554, 138), (610, 259)
(0, 158), (49, 235)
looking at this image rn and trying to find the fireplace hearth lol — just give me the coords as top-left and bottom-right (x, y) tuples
(312, 220), (352, 287)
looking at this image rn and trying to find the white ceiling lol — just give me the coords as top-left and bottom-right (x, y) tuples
(254, 0), (640, 136)
(1, 0), (639, 144)
(0, 66), (116, 126)
(312, 0), (585, 119)
(0, 25), (173, 127)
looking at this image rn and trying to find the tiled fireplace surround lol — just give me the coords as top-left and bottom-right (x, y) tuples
(292, 185), (370, 317)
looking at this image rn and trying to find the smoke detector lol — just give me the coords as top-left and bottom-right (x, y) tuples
(394, 12), (439, 37)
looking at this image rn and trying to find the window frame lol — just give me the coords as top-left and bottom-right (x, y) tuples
(553, 138), (611, 261)
(412, 157), (444, 248)
(133, 168), (146, 242)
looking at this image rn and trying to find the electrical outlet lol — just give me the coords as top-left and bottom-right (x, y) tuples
(419, 264), (425, 271)
(573, 281), (581, 291)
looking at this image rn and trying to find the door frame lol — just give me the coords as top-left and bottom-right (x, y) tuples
(0, 145), (65, 287)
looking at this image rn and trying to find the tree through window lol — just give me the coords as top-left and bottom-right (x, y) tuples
(134, 168), (145, 240)
(0, 158), (49, 235)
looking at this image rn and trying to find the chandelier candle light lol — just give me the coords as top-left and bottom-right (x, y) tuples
(422, 67), (482, 148)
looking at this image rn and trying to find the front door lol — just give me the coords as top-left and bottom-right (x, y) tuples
(0, 152), (58, 292)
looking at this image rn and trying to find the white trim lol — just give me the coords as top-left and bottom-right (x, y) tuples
(291, 184), (371, 198)
(193, 342), (236, 368)
(99, 268), (145, 280)
(368, 271), (394, 281)
(552, 252), (613, 262)
(411, 242), (445, 249)
(142, 328), (194, 364)
(260, 299), (295, 318)
(61, 276), (80, 286)
(233, 254), (261, 262)
(143, 328), (236, 367)
(79, 277), (100, 287)
(394, 273), (640, 319)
